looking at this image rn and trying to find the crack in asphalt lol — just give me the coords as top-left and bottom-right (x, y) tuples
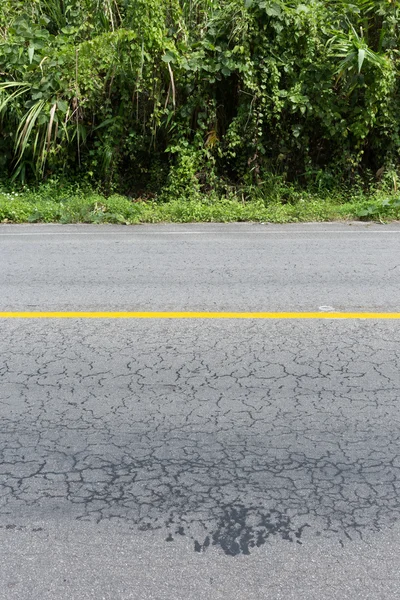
(0, 320), (399, 556)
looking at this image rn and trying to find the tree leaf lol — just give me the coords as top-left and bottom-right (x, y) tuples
(28, 45), (35, 64)
(358, 48), (365, 73)
(162, 51), (175, 64)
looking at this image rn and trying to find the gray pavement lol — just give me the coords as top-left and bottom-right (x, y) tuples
(0, 222), (399, 311)
(0, 223), (400, 599)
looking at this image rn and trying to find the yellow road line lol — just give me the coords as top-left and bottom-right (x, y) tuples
(0, 311), (400, 319)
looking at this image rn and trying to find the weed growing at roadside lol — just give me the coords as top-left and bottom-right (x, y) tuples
(1, 180), (399, 225)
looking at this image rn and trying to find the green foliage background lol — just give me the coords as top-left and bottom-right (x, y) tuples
(1, 0), (400, 198)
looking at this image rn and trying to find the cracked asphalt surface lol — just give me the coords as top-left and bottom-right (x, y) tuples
(1, 223), (400, 599)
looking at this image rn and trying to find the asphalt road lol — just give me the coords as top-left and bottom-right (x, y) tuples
(1, 222), (400, 311)
(1, 223), (400, 599)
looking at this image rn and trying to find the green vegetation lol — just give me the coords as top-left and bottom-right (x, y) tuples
(1, 1), (400, 222)
(1, 180), (399, 223)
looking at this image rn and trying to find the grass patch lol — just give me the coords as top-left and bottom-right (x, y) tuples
(0, 182), (399, 224)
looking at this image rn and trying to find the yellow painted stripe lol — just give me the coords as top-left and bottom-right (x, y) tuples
(0, 311), (399, 319)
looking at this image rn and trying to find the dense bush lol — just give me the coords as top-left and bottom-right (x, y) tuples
(0, 0), (399, 194)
